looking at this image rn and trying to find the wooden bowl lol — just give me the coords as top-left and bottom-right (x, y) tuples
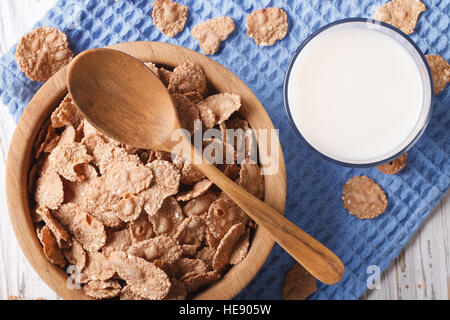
(6, 42), (286, 300)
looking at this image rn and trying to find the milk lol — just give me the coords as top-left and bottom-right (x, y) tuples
(287, 22), (431, 164)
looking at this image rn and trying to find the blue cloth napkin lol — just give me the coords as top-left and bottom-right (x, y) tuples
(0, 0), (448, 299)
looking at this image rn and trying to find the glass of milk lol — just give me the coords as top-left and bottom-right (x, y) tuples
(284, 18), (433, 167)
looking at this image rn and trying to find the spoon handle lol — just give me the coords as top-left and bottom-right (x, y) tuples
(189, 153), (345, 285)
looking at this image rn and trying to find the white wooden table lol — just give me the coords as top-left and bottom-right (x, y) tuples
(0, 0), (448, 300)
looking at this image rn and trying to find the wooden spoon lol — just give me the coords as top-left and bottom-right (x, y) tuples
(67, 48), (345, 285)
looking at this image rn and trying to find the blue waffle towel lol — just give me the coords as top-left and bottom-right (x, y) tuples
(0, 0), (448, 299)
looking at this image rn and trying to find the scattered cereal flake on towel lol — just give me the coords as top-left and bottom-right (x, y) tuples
(15, 26), (73, 82)
(176, 179), (213, 202)
(108, 251), (171, 300)
(171, 93), (201, 135)
(37, 225), (67, 268)
(129, 214), (156, 243)
(84, 252), (116, 282)
(239, 158), (264, 199)
(149, 196), (185, 236)
(205, 194), (248, 244)
(84, 279), (122, 299)
(182, 270), (220, 293)
(128, 235), (182, 263)
(246, 7), (288, 46)
(182, 191), (217, 217)
(377, 153), (408, 175)
(174, 216), (206, 247)
(342, 176), (388, 219)
(114, 193), (145, 222)
(152, 0), (188, 38)
(373, 0), (426, 35)
(192, 17), (235, 55)
(229, 228), (250, 265)
(168, 61), (207, 95)
(212, 223), (245, 271)
(49, 142), (93, 182)
(36, 206), (70, 248)
(425, 55), (450, 95)
(282, 263), (317, 300)
(180, 161), (205, 185)
(102, 229), (133, 256)
(62, 238), (86, 272)
(35, 167), (64, 210)
(52, 203), (107, 252)
(51, 94), (83, 129)
(197, 93), (241, 129)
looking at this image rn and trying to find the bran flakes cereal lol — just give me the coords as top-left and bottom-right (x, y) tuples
(84, 280), (122, 299)
(212, 223), (245, 271)
(197, 93), (241, 129)
(144, 61), (159, 76)
(174, 216), (206, 247)
(182, 271), (221, 293)
(62, 238), (86, 272)
(168, 61), (207, 95)
(246, 7), (288, 46)
(282, 263), (317, 300)
(57, 125), (76, 147)
(173, 258), (210, 280)
(182, 191), (217, 217)
(342, 176), (388, 219)
(108, 251), (171, 300)
(51, 94), (83, 129)
(35, 168), (64, 210)
(229, 228), (250, 265)
(192, 17), (235, 55)
(163, 279), (187, 300)
(195, 247), (215, 269)
(114, 193), (145, 222)
(104, 162), (153, 196)
(15, 26), (73, 82)
(83, 252), (116, 282)
(120, 285), (147, 300)
(377, 153), (408, 175)
(180, 244), (199, 258)
(37, 225), (67, 269)
(148, 196), (184, 237)
(176, 179), (214, 202)
(425, 55), (450, 95)
(129, 214), (156, 243)
(373, 0), (426, 35)
(52, 203), (107, 252)
(102, 229), (133, 256)
(49, 142), (93, 182)
(128, 235), (182, 263)
(171, 93), (201, 135)
(152, 0), (188, 38)
(36, 206), (71, 248)
(205, 195), (248, 243)
(158, 67), (173, 87)
(180, 161), (206, 185)
(63, 164), (98, 205)
(183, 91), (204, 105)
(239, 158), (264, 199)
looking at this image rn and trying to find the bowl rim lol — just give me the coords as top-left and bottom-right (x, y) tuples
(5, 41), (287, 300)
(283, 17), (434, 168)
